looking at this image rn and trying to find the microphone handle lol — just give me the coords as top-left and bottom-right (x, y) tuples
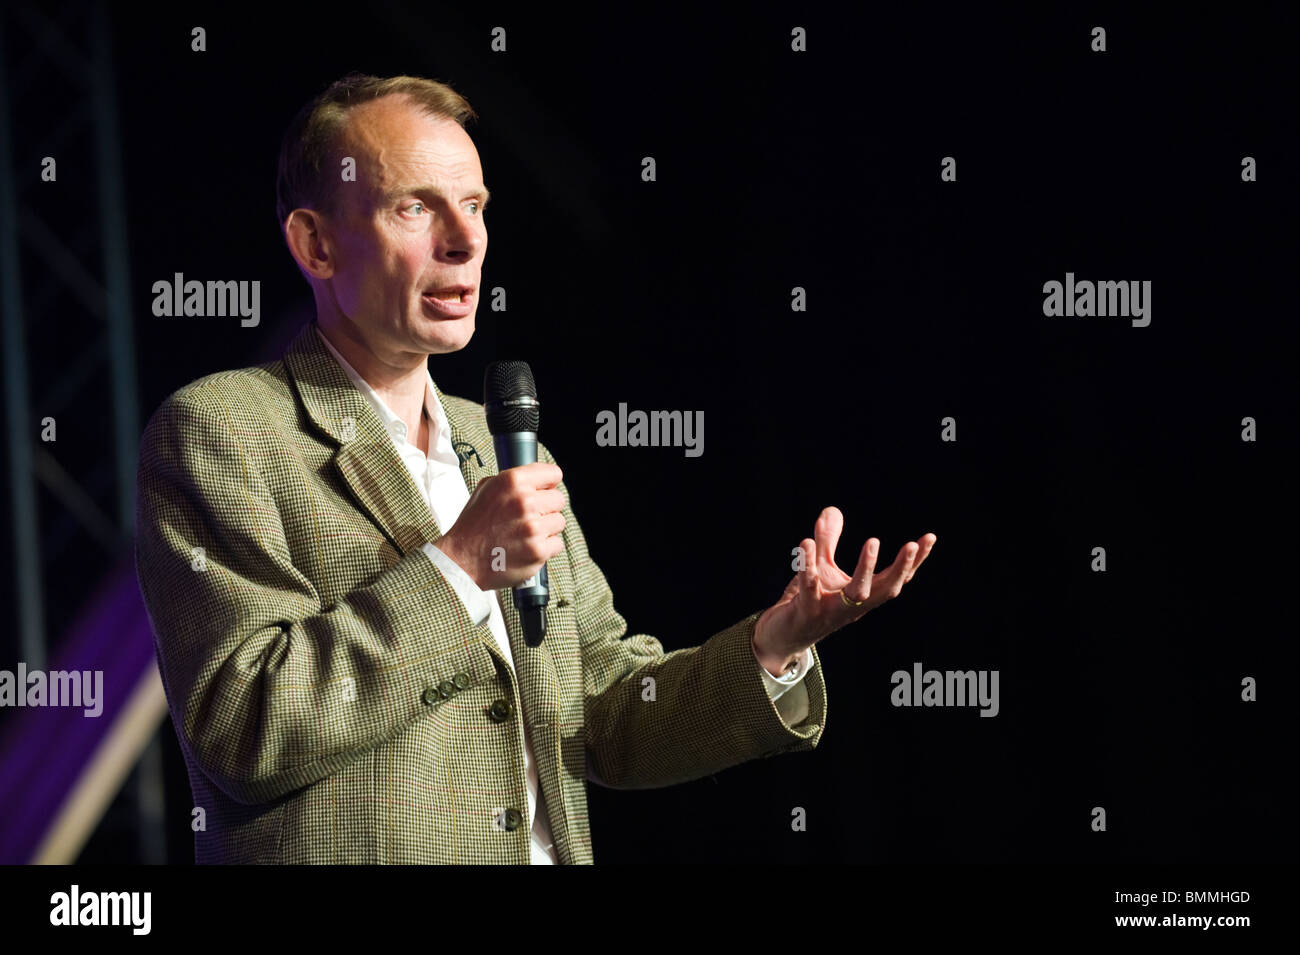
(492, 432), (548, 646)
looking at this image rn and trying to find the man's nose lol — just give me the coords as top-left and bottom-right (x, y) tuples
(433, 209), (484, 261)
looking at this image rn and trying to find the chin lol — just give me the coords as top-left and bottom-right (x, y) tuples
(416, 318), (474, 354)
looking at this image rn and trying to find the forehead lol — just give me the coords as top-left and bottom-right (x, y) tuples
(340, 95), (482, 197)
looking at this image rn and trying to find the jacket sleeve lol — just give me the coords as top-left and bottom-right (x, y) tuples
(135, 387), (485, 806)
(536, 442), (827, 790)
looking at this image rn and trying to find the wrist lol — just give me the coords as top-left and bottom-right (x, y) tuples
(433, 535), (478, 589)
(756, 650), (800, 678)
(752, 617), (800, 677)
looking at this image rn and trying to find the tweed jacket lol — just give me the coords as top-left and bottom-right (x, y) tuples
(134, 321), (827, 864)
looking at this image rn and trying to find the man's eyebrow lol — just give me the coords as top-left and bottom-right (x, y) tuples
(383, 184), (491, 205)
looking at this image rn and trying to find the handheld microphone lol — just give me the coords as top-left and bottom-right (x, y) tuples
(484, 360), (547, 647)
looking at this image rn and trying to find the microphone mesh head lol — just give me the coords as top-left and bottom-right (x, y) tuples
(484, 360), (540, 433)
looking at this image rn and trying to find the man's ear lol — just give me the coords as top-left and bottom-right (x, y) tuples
(284, 208), (336, 280)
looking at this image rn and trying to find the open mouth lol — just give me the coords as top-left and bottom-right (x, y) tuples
(423, 285), (472, 303)
(421, 285), (475, 317)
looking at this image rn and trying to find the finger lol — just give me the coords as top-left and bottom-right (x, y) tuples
(903, 533), (937, 582)
(845, 537), (879, 602)
(538, 488), (566, 516)
(814, 507), (844, 573)
(878, 542), (918, 597)
(524, 462), (564, 489)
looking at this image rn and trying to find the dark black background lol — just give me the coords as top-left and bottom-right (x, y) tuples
(4, 4), (1293, 864)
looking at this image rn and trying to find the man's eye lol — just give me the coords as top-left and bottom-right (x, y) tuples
(467, 201), (481, 215)
(405, 202), (424, 215)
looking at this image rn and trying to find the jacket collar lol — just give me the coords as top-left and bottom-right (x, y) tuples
(283, 321), (497, 556)
(313, 324), (449, 454)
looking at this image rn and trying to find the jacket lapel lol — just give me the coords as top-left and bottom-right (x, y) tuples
(284, 322), (443, 556)
(434, 378), (496, 499)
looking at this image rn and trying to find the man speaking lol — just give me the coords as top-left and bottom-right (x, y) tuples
(134, 73), (936, 864)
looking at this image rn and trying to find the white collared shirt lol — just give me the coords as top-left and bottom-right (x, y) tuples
(315, 327), (812, 864)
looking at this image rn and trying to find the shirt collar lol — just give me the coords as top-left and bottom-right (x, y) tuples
(314, 325), (449, 452)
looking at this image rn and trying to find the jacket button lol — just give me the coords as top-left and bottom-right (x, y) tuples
(438, 680), (456, 700)
(502, 808), (523, 831)
(422, 687), (440, 706)
(488, 699), (514, 722)
(453, 672), (470, 691)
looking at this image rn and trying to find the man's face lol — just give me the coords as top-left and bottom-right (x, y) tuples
(318, 94), (489, 361)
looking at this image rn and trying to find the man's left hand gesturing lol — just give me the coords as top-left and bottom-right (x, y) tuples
(752, 507), (936, 677)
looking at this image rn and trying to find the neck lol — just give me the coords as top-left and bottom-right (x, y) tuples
(317, 319), (430, 446)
